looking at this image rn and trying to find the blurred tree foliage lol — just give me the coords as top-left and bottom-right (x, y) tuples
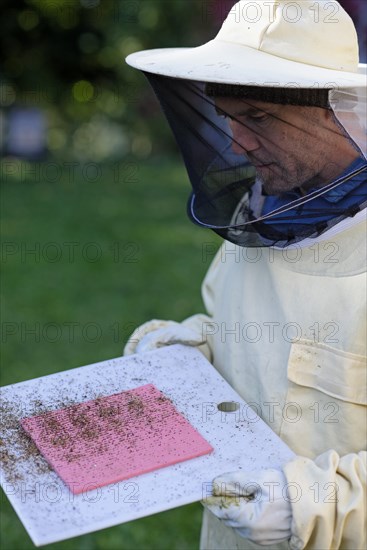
(0, 0), (230, 160)
(1, 1), (364, 161)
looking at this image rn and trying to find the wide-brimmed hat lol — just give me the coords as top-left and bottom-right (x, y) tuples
(126, 0), (366, 89)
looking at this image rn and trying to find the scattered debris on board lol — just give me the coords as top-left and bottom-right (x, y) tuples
(20, 384), (213, 494)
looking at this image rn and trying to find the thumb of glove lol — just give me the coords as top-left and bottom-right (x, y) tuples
(136, 323), (205, 354)
(213, 468), (286, 499)
(205, 469), (292, 546)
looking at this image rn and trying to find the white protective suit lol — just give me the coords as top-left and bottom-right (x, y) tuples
(178, 217), (366, 550)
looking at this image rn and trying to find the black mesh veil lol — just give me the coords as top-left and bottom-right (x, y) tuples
(145, 72), (367, 248)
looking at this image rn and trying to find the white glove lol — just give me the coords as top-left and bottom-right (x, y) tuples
(123, 319), (205, 355)
(203, 468), (292, 546)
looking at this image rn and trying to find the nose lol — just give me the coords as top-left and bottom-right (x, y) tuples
(230, 119), (260, 155)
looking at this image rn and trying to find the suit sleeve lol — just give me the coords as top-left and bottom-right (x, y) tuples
(283, 449), (367, 550)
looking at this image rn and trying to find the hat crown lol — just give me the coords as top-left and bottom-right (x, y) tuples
(216, 0), (359, 73)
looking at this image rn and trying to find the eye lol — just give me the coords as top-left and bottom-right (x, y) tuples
(216, 110), (233, 121)
(248, 113), (269, 122)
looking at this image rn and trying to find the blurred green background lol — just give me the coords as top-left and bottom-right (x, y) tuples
(1, 1), (365, 549)
(1, 1), (227, 548)
(1, 159), (221, 550)
(0, 0), (228, 161)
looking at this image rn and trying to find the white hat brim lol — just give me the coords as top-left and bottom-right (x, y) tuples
(126, 40), (366, 88)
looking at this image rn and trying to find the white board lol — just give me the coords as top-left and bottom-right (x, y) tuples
(0, 345), (294, 546)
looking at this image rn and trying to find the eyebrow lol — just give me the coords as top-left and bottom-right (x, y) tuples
(233, 107), (264, 117)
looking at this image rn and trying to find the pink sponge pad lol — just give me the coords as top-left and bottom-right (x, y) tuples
(20, 384), (213, 495)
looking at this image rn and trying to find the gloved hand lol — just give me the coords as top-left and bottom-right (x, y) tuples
(202, 468), (292, 546)
(123, 319), (205, 355)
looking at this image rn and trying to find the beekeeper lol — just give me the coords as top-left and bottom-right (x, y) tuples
(124, 1), (366, 548)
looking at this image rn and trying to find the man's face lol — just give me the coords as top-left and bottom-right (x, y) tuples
(215, 97), (344, 195)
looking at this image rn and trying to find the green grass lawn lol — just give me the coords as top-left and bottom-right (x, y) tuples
(0, 157), (221, 550)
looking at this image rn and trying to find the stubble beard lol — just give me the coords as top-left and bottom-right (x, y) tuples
(256, 166), (294, 195)
(256, 161), (317, 196)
